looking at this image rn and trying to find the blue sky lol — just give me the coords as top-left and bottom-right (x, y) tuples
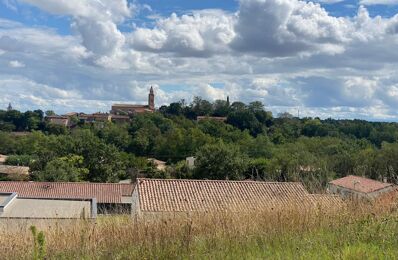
(1, 0), (398, 120)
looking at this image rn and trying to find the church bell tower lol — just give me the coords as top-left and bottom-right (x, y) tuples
(148, 86), (155, 110)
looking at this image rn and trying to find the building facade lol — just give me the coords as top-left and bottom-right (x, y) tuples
(0, 182), (134, 215)
(111, 87), (155, 115)
(45, 115), (69, 127)
(0, 192), (96, 219)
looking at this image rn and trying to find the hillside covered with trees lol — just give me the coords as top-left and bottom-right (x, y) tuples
(1, 97), (398, 191)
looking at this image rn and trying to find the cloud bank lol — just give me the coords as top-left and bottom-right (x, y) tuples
(1, 0), (398, 120)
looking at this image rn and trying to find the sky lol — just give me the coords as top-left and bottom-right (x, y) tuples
(1, 0), (398, 120)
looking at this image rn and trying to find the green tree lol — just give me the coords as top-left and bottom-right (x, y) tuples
(213, 100), (230, 117)
(34, 155), (89, 182)
(194, 142), (248, 180)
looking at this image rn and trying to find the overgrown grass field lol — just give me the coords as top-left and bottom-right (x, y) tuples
(1, 203), (398, 259)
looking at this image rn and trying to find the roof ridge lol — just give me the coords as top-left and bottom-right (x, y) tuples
(0, 181), (132, 186)
(136, 178), (303, 184)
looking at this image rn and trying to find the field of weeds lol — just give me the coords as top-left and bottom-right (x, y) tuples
(1, 203), (398, 259)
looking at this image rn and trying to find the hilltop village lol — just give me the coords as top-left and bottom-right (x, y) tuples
(1, 87), (398, 221)
(45, 87), (157, 126)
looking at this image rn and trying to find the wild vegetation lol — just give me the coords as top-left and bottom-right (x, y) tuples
(1, 97), (398, 189)
(0, 202), (397, 259)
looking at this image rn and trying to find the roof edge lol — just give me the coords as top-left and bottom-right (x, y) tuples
(136, 178), (304, 184)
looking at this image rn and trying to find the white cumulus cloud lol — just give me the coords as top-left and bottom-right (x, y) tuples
(8, 60), (25, 68)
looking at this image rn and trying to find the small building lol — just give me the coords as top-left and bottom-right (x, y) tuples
(86, 113), (112, 123)
(147, 158), (167, 171)
(131, 178), (338, 216)
(45, 115), (69, 127)
(0, 155), (8, 165)
(0, 192), (96, 219)
(186, 156), (196, 169)
(327, 175), (397, 200)
(0, 182), (134, 215)
(196, 116), (227, 122)
(64, 112), (78, 117)
(111, 114), (130, 124)
(0, 165), (29, 176)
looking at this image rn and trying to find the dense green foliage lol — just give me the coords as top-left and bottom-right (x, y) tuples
(2, 98), (398, 187)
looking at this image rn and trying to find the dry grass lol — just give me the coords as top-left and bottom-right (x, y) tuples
(1, 201), (398, 259)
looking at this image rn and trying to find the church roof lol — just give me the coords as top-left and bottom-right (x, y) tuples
(112, 104), (148, 108)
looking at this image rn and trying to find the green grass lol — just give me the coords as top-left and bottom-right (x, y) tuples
(2, 207), (398, 259)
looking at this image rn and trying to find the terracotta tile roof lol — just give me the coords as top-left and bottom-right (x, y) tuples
(307, 194), (345, 210)
(0, 181), (134, 204)
(136, 178), (314, 212)
(112, 104), (147, 108)
(45, 115), (68, 119)
(329, 175), (393, 194)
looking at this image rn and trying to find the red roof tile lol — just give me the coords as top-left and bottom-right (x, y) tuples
(307, 194), (345, 210)
(136, 178), (314, 212)
(0, 181), (133, 204)
(329, 175), (393, 194)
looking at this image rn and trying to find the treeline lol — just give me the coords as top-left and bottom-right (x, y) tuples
(1, 98), (398, 190)
(0, 109), (68, 135)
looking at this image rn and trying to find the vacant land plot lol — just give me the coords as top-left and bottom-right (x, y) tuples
(0, 204), (397, 259)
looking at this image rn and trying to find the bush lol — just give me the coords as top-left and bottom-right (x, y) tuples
(5, 155), (35, 166)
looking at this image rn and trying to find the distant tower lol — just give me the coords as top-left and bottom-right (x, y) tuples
(7, 103), (12, 111)
(148, 86), (155, 110)
(226, 96), (230, 106)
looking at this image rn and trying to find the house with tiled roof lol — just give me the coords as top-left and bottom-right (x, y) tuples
(0, 155), (8, 165)
(132, 178), (341, 216)
(0, 181), (134, 215)
(0, 192), (96, 219)
(45, 115), (69, 127)
(327, 175), (397, 200)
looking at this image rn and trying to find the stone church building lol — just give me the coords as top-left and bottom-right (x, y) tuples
(111, 87), (155, 115)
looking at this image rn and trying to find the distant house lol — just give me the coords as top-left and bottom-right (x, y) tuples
(0, 155), (8, 165)
(111, 114), (130, 124)
(64, 112), (78, 117)
(0, 165), (29, 176)
(148, 158), (167, 171)
(196, 116), (227, 122)
(0, 182), (134, 214)
(0, 192), (96, 219)
(186, 157), (196, 169)
(45, 115), (69, 127)
(111, 87), (155, 115)
(327, 175), (397, 200)
(86, 113), (112, 123)
(131, 178), (340, 216)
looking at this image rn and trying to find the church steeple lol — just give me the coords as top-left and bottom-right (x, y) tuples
(148, 86), (155, 110)
(7, 103), (12, 111)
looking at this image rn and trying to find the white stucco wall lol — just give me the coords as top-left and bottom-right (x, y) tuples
(0, 198), (92, 219)
(131, 187), (140, 216)
(0, 194), (8, 205)
(328, 183), (396, 200)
